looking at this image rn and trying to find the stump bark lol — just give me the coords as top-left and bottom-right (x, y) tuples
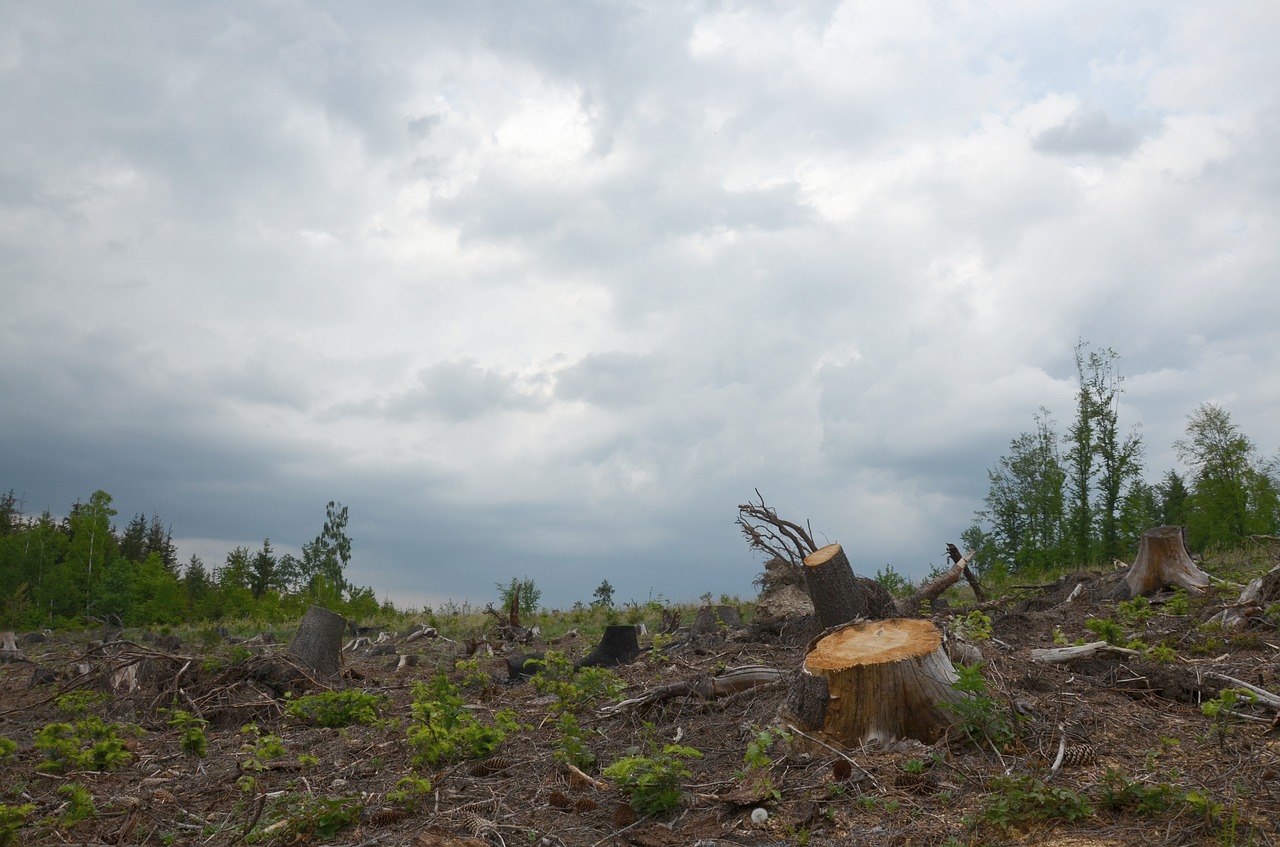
(803, 544), (896, 628)
(577, 624), (640, 668)
(288, 605), (348, 676)
(1111, 526), (1211, 599)
(783, 618), (963, 745)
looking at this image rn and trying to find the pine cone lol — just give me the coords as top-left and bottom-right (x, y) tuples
(1062, 743), (1096, 766)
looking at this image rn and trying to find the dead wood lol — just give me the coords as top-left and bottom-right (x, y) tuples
(803, 544), (896, 628)
(600, 665), (785, 713)
(1030, 641), (1143, 664)
(0, 631), (28, 664)
(899, 547), (979, 616)
(577, 625), (640, 668)
(784, 618), (964, 745)
(1208, 564), (1280, 629)
(737, 490), (819, 566)
(1111, 525), (1211, 599)
(288, 605), (348, 676)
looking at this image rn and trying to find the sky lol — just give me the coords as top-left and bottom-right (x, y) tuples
(2, 1), (1278, 611)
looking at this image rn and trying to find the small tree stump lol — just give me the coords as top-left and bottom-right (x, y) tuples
(577, 625), (640, 668)
(1111, 526), (1211, 599)
(0, 631), (28, 664)
(803, 544), (896, 629)
(783, 618), (962, 745)
(288, 605), (348, 676)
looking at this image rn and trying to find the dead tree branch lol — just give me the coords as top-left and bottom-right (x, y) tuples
(736, 490), (818, 565)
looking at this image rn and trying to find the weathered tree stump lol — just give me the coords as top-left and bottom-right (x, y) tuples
(577, 624), (640, 668)
(803, 544), (896, 628)
(1111, 526), (1210, 599)
(0, 631), (28, 664)
(288, 605), (348, 676)
(783, 618), (963, 745)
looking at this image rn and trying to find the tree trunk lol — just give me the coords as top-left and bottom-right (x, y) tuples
(900, 548), (979, 616)
(577, 625), (640, 668)
(288, 605), (348, 676)
(782, 618), (963, 745)
(1111, 526), (1211, 600)
(803, 544), (896, 628)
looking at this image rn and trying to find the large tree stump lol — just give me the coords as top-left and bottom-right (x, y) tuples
(0, 631), (28, 664)
(782, 618), (963, 745)
(803, 544), (896, 629)
(577, 624), (640, 668)
(288, 605), (348, 676)
(1111, 526), (1211, 600)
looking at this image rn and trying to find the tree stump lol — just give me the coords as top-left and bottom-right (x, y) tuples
(0, 631), (28, 664)
(803, 544), (896, 629)
(288, 605), (348, 676)
(577, 625), (640, 668)
(1111, 526), (1211, 600)
(783, 618), (963, 745)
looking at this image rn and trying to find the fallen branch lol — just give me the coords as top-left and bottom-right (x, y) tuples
(1205, 672), (1280, 711)
(1031, 641), (1143, 664)
(600, 665), (784, 714)
(899, 547), (979, 615)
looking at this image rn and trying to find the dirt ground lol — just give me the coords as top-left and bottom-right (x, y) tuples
(2, 570), (1279, 847)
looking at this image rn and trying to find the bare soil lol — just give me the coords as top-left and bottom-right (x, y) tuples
(2, 572), (1279, 847)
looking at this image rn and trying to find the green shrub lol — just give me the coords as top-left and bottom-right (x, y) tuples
(0, 804), (35, 847)
(285, 690), (387, 728)
(0, 737), (16, 763)
(603, 736), (701, 816)
(406, 673), (506, 768)
(943, 662), (1018, 751)
(34, 717), (134, 773)
(1085, 617), (1125, 645)
(980, 775), (1091, 832)
(57, 783), (98, 826)
(529, 652), (624, 712)
(552, 712), (595, 770)
(1098, 769), (1178, 816)
(164, 709), (208, 757)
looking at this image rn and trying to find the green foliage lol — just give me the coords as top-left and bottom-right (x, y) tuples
(0, 737), (17, 763)
(742, 725), (789, 771)
(592, 579), (615, 608)
(944, 662), (1018, 751)
(873, 564), (913, 596)
(0, 803), (35, 847)
(529, 651), (624, 712)
(980, 775), (1092, 832)
(1163, 588), (1191, 616)
(57, 782), (98, 826)
(454, 657), (494, 690)
(1115, 596), (1153, 626)
(1098, 769), (1178, 815)
(386, 776), (432, 810)
(55, 690), (108, 716)
(240, 724), (287, 771)
(165, 709), (209, 757)
(1085, 617), (1125, 645)
(406, 673), (507, 768)
(955, 610), (993, 641)
(603, 734), (702, 816)
(285, 690), (387, 728)
(496, 576), (542, 619)
(34, 716), (134, 773)
(552, 712), (595, 770)
(252, 793), (363, 842)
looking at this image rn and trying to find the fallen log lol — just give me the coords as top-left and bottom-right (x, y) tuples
(1030, 641), (1143, 664)
(600, 665), (785, 713)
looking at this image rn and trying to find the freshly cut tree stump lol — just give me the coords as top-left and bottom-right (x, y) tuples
(803, 544), (896, 629)
(1111, 526), (1210, 600)
(784, 618), (963, 745)
(288, 605), (348, 676)
(577, 624), (640, 668)
(0, 631), (28, 664)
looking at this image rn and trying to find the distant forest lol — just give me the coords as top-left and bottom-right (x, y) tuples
(963, 343), (1279, 577)
(0, 494), (383, 630)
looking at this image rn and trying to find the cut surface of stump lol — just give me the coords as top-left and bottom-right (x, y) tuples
(785, 618), (962, 745)
(1112, 525), (1211, 599)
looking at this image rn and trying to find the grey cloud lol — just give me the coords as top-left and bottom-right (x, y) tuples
(377, 360), (546, 422)
(554, 352), (668, 409)
(1033, 108), (1144, 157)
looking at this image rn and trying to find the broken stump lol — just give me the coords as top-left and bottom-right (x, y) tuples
(577, 625), (640, 668)
(803, 543), (896, 629)
(783, 618), (963, 745)
(288, 605), (347, 676)
(1111, 525), (1210, 599)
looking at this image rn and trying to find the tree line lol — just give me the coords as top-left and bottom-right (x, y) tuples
(963, 342), (1279, 577)
(0, 491), (383, 630)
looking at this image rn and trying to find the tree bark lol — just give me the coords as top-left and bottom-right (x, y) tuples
(0, 631), (27, 664)
(577, 625), (640, 668)
(288, 605), (348, 676)
(782, 618), (963, 745)
(803, 544), (896, 628)
(1111, 525), (1211, 599)
(900, 548), (979, 616)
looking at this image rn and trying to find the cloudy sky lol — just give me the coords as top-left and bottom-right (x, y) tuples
(2, 1), (1278, 611)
